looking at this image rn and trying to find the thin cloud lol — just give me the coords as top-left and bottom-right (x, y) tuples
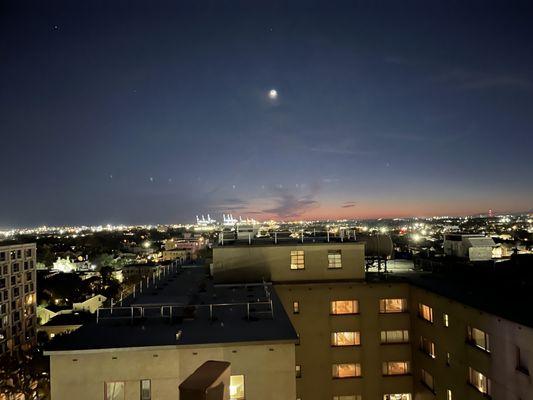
(261, 186), (320, 218)
(341, 201), (357, 208)
(305, 145), (376, 156)
(434, 68), (532, 91)
(221, 198), (249, 205)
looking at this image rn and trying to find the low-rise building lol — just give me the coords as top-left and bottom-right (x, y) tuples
(46, 264), (297, 400)
(443, 234), (496, 261)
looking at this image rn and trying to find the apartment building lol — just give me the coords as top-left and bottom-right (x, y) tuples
(0, 243), (37, 355)
(45, 265), (297, 400)
(214, 240), (414, 400)
(46, 238), (533, 400)
(213, 238), (533, 400)
(408, 278), (533, 400)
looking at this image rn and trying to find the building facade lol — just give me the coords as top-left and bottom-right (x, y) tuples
(48, 342), (295, 400)
(0, 243), (37, 355)
(46, 239), (533, 400)
(214, 240), (533, 400)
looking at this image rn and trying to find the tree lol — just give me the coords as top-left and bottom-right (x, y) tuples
(38, 246), (55, 268)
(0, 349), (50, 400)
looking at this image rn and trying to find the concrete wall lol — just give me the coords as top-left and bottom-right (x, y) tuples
(212, 243), (365, 283)
(49, 342), (295, 400)
(275, 281), (413, 400)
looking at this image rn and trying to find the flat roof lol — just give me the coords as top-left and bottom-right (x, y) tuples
(367, 261), (533, 329)
(46, 266), (297, 352)
(41, 312), (93, 327)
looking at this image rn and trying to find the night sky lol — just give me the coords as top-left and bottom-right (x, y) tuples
(2, 1), (533, 227)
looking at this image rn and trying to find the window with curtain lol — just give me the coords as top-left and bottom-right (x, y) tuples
(467, 326), (490, 352)
(330, 300), (358, 315)
(418, 303), (433, 323)
(229, 375), (245, 400)
(379, 299), (407, 313)
(380, 330), (409, 344)
(105, 382), (125, 400)
(468, 367), (490, 395)
(382, 362), (410, 376)
(331, 331), (360, 346)
(332, 363), (361, 378)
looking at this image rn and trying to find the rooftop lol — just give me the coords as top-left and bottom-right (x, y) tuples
(216, 235), (361, 247)
(41, 311), (93, 327)
(46, 266), (297, 352)
(368, 257), (533, 329)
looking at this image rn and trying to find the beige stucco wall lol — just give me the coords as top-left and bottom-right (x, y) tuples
(48, 341), (295, 400)
(212, 243), (365, 283)
(275, 281), (413, 400)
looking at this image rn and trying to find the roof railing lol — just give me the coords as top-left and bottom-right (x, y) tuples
(96, 299), (274, 324)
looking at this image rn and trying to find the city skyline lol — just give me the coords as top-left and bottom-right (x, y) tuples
(2, 0), (533, 227)
(0, 208), (530, 232)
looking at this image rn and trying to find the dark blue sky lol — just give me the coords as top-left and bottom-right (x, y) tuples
(1, 0), (533, 227)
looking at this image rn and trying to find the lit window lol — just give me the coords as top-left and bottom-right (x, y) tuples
(468, 367), (490, 395)
(419, 337), (436, 358)
(443, 313), (449, 327)
(333, 396), (362, 400)
(140, 380), (151, 400)
(467, 326), (490, 352)
(421, 369), (434, 391)
(229, 375), (245, 400)
(331, 331), (360, 346)
(290, 251), (305, 270)
(418, 303), (433, 323)
(295, 365), (302, 378)
(293, 301), (300, 314)
(332, 363), (361, 378)
(330, 300), (358, 315)
(382, 361), (410, 376)
(105, 382), (125, 400)
(327, 250), (342, 269)
(383, 394), (411, 400)
(446, 389), (452, 400)
(380, 330), (409, 344)
(379, 298), (407, 313)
